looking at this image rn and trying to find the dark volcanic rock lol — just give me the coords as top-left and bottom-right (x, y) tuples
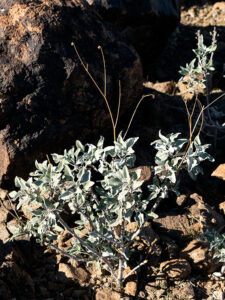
(0, 0), (143, 186)
(0, 221), (33, 298)
(86, 0), (180, 72)
(0, 279), (12, 300)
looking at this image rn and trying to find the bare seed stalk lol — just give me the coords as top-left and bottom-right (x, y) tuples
(123, 94), (154, 139)
(98, 46), (107, 98)
(115, 80), (121, 128)
(72, 42), (116, 141)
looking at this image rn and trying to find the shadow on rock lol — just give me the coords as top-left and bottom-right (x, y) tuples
(0, 235), (93, 299)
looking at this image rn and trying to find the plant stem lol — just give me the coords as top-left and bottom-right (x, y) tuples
(115, 80), (121, 128)
(57, 215), (116, 279)
(98, 46), (107, 98)
(72, 42), (116, 141)
(117, 258), (123, 287)
(77, 206), (120, 245)
(151, 197), (163, 213)
(123, 94), (154, 139)
(204, 92), (225, 110)
(123, 259), (148, 280)
(47, 241), (91, 262)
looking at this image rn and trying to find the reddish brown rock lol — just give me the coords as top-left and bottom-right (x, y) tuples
(166, 240), (179, 259)
(123, 266), (137, 279)
(58, 263), (89, 283)
(219, 202), (225, 215)
(0, 135), (10, 183)
(0, 209), (8, 224)
(125, 281), (137, 297)
(0, 193), (9, 224)
(177, 75), (205, 101)
(0, 223), (10, 243)
(172, 282), (195, 300)
(211, 291), (224, 300)
(145, 283), (158, 299)
(176, 194), (187, 207)
(0, 189), (8, 203)
(57, 230), (73, 253)
(6, 219), (19, 235)
(0, 0), (143, 186)
(0, 189), (16, 223)
(126, 222), (159, 244)
(144, 81), (175, 95)
(212, 164), (225, 180)
(96, 289), (122, 300)
(188, 193), (225, 232)
(181, 239), (220, 273)
(213, 2), (225, 12)
(160, 259), (191, 279)
(152, 213), (191, 240)
(0, 190), (16, 211)
(129, 166), (151, 182)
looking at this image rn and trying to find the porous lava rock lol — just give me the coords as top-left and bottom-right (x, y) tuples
(152, 213), (191, 240)
(160, 259), (191, 279)
(0, 223), (33, 299)
(96, 289), (122, 300)
(181, 239), (219, 273)
(0, 0), (143, 186)
(86, 0), (180, 72)
(58, 263), (90, 283)
(188, 193), (225, 233)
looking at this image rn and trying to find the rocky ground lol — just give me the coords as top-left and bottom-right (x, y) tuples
(0, 1), (225, 300)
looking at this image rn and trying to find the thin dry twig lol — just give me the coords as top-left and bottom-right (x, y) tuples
(72, 42), (116, 141)
(115, 80), (121, 128)
(98, 45), (107, 98)
(123, 94), (154, 139)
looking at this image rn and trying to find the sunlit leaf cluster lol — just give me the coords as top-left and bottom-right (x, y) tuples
(179, 32), (217, 92)
(203, 230), (225, 264)
(148, 131), (214, 200)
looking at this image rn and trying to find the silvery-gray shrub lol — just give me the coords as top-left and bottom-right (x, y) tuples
(9, 130), (215, 284)
(179, 31), (217, 91)
(9, 133), (155, 284)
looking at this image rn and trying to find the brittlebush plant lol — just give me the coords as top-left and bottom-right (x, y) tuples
(9, 131), (214, 286)
(8, 31), (222, 287)
(10, 134), (156, 286)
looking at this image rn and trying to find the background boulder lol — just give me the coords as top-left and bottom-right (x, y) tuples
(86, 0), (180, 74)
(0, 0), (143, 186)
